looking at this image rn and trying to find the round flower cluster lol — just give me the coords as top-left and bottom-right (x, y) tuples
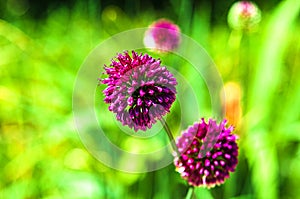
(101, 51), (177, 131)
(144, 19), (181, 52)
(227, 1), (261, 31)
(174, 118), (238, 188)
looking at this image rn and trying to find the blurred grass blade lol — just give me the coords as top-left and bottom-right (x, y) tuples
(246, 1), (300, 199)
(185, 186), (194, 199)
(0, 19), (32, 51)
(245, 131), (278, 199)
(248, 0), (300, 123)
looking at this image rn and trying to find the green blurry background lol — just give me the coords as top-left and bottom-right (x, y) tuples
(1, 0), (300, 198)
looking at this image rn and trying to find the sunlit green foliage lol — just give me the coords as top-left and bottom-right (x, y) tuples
(1, 0), (300, 198)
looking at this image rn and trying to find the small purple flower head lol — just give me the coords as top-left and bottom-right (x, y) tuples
(144, 19), (181, 52)
(101, 51), (177, 131)
(174, 118), (238, 188)
(227, 1), (261, 31)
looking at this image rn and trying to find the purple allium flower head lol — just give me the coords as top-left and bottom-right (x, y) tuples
(227, 1), (261, 31)
(174, 118), (238, 188)
(144, 19), (181, 52)
(101, 51), (177, 131)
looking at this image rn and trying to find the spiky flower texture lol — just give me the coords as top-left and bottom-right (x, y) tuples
(101, 51), (177, 131)
(174, 118), (238, 188)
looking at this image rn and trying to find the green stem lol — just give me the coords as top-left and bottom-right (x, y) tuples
(160, 118), (179, 156)
(185, 186), (195, 199)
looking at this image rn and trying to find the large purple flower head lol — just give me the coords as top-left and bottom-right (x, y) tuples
(144, 19), (181, 52)
(101, 51), (177, 131)
(174, 118), (238, 188)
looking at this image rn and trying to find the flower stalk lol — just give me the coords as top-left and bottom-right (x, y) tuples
(185, 186), (195, 199)
(160, 118), (179, 156)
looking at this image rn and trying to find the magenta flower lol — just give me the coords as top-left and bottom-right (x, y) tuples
(101, 51), (177, 131)
(174, 118), (238, 188)
(144, 19), (181, 52)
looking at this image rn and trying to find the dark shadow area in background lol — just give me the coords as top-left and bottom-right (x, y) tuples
(0, 0), (282, 24)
